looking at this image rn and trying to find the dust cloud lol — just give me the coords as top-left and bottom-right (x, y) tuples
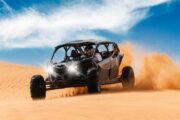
(119, 42), (180, 90)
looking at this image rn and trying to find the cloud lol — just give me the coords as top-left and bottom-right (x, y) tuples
(0, 0), (170, 49)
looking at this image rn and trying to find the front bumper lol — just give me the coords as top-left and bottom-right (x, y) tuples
(46, 74), (87, 90)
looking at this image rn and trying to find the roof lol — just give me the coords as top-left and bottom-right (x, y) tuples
(55, 39), (114, 48)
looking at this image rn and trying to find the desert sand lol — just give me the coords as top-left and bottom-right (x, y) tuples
(0, 61), (180, 120)
(1, 42), (180, 120)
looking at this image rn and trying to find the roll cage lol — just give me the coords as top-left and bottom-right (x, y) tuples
(50, 40), (119, 62)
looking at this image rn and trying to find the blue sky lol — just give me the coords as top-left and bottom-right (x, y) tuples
(0, 0), (179, 66)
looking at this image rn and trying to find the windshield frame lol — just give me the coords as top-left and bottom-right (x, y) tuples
(50, 43), (96, 63)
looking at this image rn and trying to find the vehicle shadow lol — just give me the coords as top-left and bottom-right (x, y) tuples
(101, 87), (161, 94)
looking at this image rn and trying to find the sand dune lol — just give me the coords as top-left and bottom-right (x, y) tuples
(0, 62), (45, 101)
(1, 42), (180, 119)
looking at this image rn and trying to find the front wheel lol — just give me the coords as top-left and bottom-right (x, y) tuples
(121, 66), (135, 89)
(87, 68), (101, 93)
(30, 75), (46, 100)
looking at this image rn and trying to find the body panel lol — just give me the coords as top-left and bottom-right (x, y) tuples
(98, 57), (111, 84)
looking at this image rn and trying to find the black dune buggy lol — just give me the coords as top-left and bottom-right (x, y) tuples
(30, 40), (135, 99)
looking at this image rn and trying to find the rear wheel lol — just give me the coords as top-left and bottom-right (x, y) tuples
(121, 66), (135, 89)
(30, 75), (46, 100)
(87, 68), (101, 93)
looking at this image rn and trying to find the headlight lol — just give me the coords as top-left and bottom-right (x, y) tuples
(67, 62), (79, 74)
(46, 65), (57, 76)
(47, 65), (54, 74)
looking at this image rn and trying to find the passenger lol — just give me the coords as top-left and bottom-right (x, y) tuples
(111, 45), (119, 58)
(85, 45), (102, 62)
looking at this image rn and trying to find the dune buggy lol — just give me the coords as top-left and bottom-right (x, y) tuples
(30, 40), (135, 99)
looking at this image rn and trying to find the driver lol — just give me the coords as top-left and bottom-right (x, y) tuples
(85, 45), (102, 62)
(71, 49), (79, 60)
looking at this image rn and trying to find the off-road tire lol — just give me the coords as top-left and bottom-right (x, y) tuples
(30, 75), (46, 100)
(121, 66), (135, 89)
(87, 68), (101, 93)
